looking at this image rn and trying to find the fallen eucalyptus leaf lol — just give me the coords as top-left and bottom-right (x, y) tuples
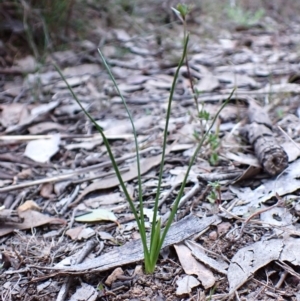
(75, 208), (117, 223)
(24, 134), (60, 163)
(176, 275), (200, 295)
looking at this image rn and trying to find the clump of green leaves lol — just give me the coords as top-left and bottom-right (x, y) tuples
(56, 6), (232, 274)
(172, 3), (191, 24)
(208, 133), (220, 166)
(208, 284), (217, 300)
(194, 110), (221, 166)
(225, 5), (265, 26)
(198, 109), (210, 121)
(207, 181), (222, 204)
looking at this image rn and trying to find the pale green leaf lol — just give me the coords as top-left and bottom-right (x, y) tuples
(75, 209), (117, 223)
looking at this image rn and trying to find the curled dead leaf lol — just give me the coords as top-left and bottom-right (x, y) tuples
(17, 200), (41, 213)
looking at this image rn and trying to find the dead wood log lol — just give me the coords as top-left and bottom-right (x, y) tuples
(243, 98), (288, 176)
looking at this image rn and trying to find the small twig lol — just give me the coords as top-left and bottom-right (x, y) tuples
(0, 148), (153, 193)
(178, 181), (201, 208)
(76, 239), (98, 264)
(234, 193), (285, 240)
(275, 270), (288, 289)
(197, 171), (242, 183)
(252, 273), (269, 300)
(68, 208), (77, 229)
(278, 125), (300, 149)
(20, 0), (39, 58)
(56, 239), (97, 301)
(235, 291), (241, 301)
(185, 54), (199, 114)
(158, 182), (181, 208)
(10, 190), (30, 210)
(277, 260), (300, 280)
(190, 184), (211, 212)
(72, 167), (129, 185)
(0, 133), (133, 141)
(0, 68), (24, 75)
(59, 185), (80, 215)
(252, 277), (284, 293)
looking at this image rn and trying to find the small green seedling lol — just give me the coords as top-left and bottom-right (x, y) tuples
(193, 111), (221, 166)
(226, 5), (265, 26)
(208, 133), (220, 165)
(208, 181), (222, 205)
(208, 284), (217, 300)
(55, 7), (233, 273)
(198, 110), (210, 121)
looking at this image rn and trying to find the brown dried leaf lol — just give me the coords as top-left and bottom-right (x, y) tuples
(0, 210), (66, 237)
(105, 267), (124, 286)
(17, 168), (33, 180)
(185, 240), (229, 275)
(228, 239), (284, 294)
(66, 226), (85, 240)
(4, 100), (60, 134)
(195, 74), (219, 92)
(281, 141), (300, 162)
(28, 122), (66, 134)
(176, 275), (200, 295)
(40, 183), (55, 199)
(174, 244), (215, 289)
(66, 226), (95, 241)
(0, 104), (30, 127)
(63, 64), (101, 77)
(17, 200), (41, 213)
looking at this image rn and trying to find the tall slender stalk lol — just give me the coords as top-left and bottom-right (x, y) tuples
(55, 30), (232, 273)
(158, 90), (235, 256)
(149, 34), (189, 263)
(54, 65), (150, 264)
(97, 49), (148, 261)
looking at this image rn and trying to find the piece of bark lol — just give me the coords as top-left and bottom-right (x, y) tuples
(243, 98), (288, 176)
(52, 214), (220, 273)
(247, 99), (272, 126)
(246, 123), (288, 176)
(0, 209), (24, 223)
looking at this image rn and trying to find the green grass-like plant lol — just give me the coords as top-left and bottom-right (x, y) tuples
(225, 5), (265, 26)
(55, 8), (233, 274)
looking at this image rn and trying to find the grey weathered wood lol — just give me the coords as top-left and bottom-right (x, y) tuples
(0, 209), (23, 224)
(244, 98), (288, 176)
(54, 214), (220, 272)
(247, 123), (288, 176)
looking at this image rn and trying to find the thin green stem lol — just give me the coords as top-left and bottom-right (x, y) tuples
(150, 34), (189, 256)
(55, 24), (233, 274)
(158, 89), (235, 254)
(97, 50), (146, 239)
(54, 64), (149, 260)
(182, 11), (199, 116)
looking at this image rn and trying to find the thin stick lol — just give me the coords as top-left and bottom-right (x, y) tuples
(0, 133), (133, 141)
(0, 148), (153, 193)
(234, 193), (285, 240)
